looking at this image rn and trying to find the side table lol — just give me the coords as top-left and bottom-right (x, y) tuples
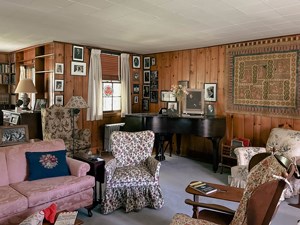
(73, 154), (105, 205)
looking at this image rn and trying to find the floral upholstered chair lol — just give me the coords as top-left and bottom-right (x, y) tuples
(101, 130), (164, 214)
(170, 154), (292, 225)
(229, 128), (300, 199)
(41, 104), (91, 156)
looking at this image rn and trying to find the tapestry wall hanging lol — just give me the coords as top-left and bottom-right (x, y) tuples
(226, 37), (300, 118)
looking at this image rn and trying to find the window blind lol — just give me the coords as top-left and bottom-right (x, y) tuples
(101, 53), (120, 80)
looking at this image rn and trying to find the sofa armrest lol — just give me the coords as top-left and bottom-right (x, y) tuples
(234, 147), (266, 166)
(66, 157), (90, 177)
(76, 128), (91, 142)
(105, 158), (117, 183)
(146, 157), (161, 180)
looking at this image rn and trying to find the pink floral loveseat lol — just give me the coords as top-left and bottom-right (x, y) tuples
(0, 139), (95, 225)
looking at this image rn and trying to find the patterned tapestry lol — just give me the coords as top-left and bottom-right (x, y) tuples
(226, 37), (300, 118)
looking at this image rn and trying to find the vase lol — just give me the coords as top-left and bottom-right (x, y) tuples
(178, 100), (182, 116)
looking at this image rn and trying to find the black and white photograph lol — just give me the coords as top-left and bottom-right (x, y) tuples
(0, 125), (29, 146)
(204, 83), (217, 102)
(142, 99), (149, 111)
(143, 85), (150, 98)
(143, 57), (151, 69)
(71, 62), (86, 76)
(150, 71), (158, 91)
(34, 99), (47, 111)
(133, 72), (140, 81)
(205, 103), (215, 116)
(134, 96), (138, 104)
(54, 79), (64, 91)
(133, 84), (140, 94)
(9, 114), (19, 125)
(150, 91), (158, 103)
(55, 95), (64, 106)
(132, 56), (141, 68)
(73, 45), (84, 61)
(151, 57), (156, 66)
(143, 70), (150, 83)
(160, 90), (176, 102)
(55, 63), (64, 74)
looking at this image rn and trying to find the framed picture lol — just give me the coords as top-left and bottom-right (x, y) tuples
(150, 91), (158, 103)
(54, 80), (64, 91)
(133, 72), (140, 81)
(132, 56), (141, 68)
(204, 83), (217, 102)
(150, 71), (158, 91)
(159, 108), (167, 115)
(71, 62), (86, 76)
(133, 84), (140, 94)
(55, 95), (64, 106)
(151, 57), (156, 66)
(9, 114), (19, 125)
(34, 99), (47, 111)
(143, 85), (150, 98)
(143, 70), (150, 83)
(0, 125), (29, 146)
(205, 103), (215, 116)
(73, 45), (84, 61)
(160, 90), (176, 102)
(167, 102), (178, 116)
(144, 57), (151, 69)
(142, 99), (149, 111)
(178, 80), (189, 89)
(134, 95), (138, 104)
(55, 63), (64, 74)
(183, 89), (205, 115)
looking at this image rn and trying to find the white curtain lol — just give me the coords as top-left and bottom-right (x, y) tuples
(120, 53), (131, 117)
(87, 49), (102, 121)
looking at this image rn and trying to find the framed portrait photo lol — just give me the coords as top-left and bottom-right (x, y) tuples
(142, 99), (149, 111)
(143, 85), (150, 98)
(133, 84), (140, 94)
(133, 72), (140, 81)
(204, 83), (217, 102)
(71, 62), (86, 76)
(54, 79), (64, 91)
(134, 95), (138, 104)
(55, 63), (64, 74)
(132, 56), (141, 68)
(151, 57), (156, 66)
(144, 57), (151, 69)
(143, 70), (150, 83)
(9, 114), (19, 125)
(73, 45), (84, 61)
(55, 95), (64, 106)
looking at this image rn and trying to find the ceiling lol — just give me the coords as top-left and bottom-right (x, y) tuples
(1, 0), (300, 54)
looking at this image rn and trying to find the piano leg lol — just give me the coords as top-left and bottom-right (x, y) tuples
(208, 137), (222, 172)
(176, 134), (181, 155)
(154, 134), (166, 161)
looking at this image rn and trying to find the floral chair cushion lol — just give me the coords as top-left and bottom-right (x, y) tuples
(169, 213), (219, 225)
(101, 130), (164, 214)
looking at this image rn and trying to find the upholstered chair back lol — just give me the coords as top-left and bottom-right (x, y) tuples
(110, 130), (155, 167)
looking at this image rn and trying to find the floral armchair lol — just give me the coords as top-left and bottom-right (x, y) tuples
(229, 128), (300, 199)
(41, 104), (91, 156)
(170, 155), (291, 225)
(101, 130), (164, 214)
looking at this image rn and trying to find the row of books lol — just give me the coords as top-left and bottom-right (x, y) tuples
(0, 64), (15, 74)
(0, 74), (15, 84)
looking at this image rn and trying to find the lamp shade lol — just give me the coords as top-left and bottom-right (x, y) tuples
(65, 96), (89, 109)
(15, 79), (37, 93)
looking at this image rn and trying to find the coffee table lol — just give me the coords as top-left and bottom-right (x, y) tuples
(185, 181), (244, 218)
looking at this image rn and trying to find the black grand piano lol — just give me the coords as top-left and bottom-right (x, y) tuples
(122, 113), (226, 172)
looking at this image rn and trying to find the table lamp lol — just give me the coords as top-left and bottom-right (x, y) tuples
(65, 96), (89, 156)
(14, 78), (37, 110)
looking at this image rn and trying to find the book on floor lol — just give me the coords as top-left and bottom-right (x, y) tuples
(54, 211), (78, 225)
(189, 181), (217, 195)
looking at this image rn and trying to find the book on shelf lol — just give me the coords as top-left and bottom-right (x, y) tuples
(189, 181), (217, 195)
(54, 211), (78, 225)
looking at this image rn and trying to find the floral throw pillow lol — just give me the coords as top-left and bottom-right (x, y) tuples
(25, 150), (70, 181)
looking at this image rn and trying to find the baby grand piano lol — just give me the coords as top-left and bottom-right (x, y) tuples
(123, 113), (226, 172)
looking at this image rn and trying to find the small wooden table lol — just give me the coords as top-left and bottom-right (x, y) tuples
(185, 181), (244, 218)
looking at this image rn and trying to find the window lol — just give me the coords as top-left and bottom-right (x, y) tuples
(101, 53), (121, 112)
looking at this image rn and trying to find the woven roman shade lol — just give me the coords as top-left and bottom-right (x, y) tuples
(101, 53), (120, 81)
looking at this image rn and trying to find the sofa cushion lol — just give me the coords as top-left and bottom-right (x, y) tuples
(0, 185), (28, 219)
(10, 175), (95, 208)
(26, 150), (70, 181)
(0, 151), (9, 186)
(5, 139), (66, 184)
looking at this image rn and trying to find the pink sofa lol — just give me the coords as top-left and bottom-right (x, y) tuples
(0, 139), (95, 225)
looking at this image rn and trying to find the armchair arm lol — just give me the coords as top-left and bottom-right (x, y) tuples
(185, 199), (235, 215)
(234, 147), (266, 166)
(75, 128), (91, 143)
(146, 156), (161, 180)
(66, 157), (90, 177)
(105, 158), (117, 183)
